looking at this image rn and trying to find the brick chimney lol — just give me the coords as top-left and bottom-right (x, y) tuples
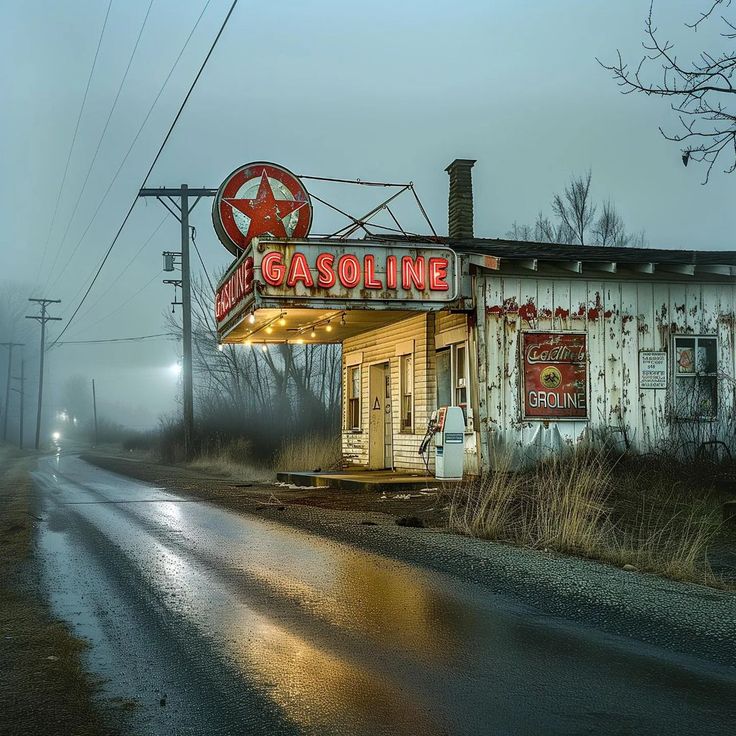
(445, 158), (476, 240)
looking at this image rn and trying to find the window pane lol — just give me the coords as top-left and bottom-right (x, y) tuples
(697, 337), (718, 374)
(436, 349), (451, 407)
(403, 355), (413, 392)
(455, 345), (466, 385)
(695, 376), (717, 417)
(675, 338), (695, 374)
(674, 375), (696, 416)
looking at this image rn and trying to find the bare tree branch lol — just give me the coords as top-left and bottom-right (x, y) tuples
(598, 1), (736, 182)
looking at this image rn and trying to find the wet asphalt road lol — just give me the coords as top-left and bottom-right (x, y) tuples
(33, 455), (736, 736)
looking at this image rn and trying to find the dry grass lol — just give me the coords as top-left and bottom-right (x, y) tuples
(449, 446), (725, 587)
(274, 434), (342, 472)
(187, 437), (274, 482)
(0, 445), (116, 735)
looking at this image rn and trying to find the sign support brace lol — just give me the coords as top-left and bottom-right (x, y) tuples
(138, 186), (216, 460)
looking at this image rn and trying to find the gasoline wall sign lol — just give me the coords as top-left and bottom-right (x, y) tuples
(522, 332), (588, 420)
(212, 162), (312, 255)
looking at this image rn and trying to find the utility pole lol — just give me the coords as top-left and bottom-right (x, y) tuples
(92, 378), (98, 447)
(138, 185), (216, 460)
(1, 341), (24, 442)
(26, 299), (62, 450)
(11, 359), (25, 449)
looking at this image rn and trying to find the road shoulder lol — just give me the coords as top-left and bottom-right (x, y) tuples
(0, 447), (122, 736)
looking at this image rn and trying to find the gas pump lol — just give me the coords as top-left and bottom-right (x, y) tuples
(418, 406), (465, 480)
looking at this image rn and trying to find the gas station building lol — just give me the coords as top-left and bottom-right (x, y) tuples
(215, 160), (736, 476)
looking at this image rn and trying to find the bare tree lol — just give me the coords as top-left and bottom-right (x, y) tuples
(599, 1), (736, 183)
(170, 274), (341, 459)
(551, 171), (596, 245)
(593, 200), (628, 246)
(506, 175), (646, 247)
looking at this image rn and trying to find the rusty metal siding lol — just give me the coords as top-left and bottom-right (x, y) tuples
(478, 275), (736, 463)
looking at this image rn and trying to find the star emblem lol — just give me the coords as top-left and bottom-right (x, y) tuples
(223, 170), (306, 243)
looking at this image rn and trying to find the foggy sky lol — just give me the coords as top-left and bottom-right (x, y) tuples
(1, 0), (734, 430)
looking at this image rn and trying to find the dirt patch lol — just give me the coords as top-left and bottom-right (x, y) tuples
(0, 446), (119, 736)
(82, 452), (450, 526)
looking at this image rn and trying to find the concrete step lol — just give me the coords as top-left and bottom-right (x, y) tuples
(275, 470), (450, 493)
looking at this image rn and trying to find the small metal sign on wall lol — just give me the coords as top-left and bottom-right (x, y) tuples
(522, 332), (588, 420)
(639, 350), (667, 389)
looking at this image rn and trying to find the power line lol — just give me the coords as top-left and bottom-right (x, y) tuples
(54, 332), (175, 346)
(49, 0), (214, 298)
(50, 0), (238, 348)
(37, 0), (113, 283)
(191, 226), (215, 293)
(64, 269), (163, 340)
(44, 0), (156, 291)
(67, 214), (168, 333)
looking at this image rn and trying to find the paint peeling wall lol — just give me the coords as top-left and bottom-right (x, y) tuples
(477, 275), (736, 465)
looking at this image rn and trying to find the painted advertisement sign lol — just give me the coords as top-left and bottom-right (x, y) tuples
(212, 162), (312, 256)
(522, 332), (588, 419)
(215, 239), (460, 331)
(215, 254), (254, 325)
(253, 240), (457, 302)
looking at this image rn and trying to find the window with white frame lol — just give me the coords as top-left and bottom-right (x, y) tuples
(347, 365), (361, 430)
(673, 335), (718, 419)
(436, 342), (471, 427)
(400, 354), (413, 432)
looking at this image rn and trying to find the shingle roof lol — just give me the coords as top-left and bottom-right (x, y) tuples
(370, 234), (736, 266)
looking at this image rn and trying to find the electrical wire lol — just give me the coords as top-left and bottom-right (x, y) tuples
(68, 269), (163, 338)
(44, 0), (156, 291)
(190, 226), (215, 293)
(54, 332), (176, 346)
(67, 213), (168, 332)
(49, 0), (214, 299)
(49, 0), (239, 348)
(37, 0), (114, 283)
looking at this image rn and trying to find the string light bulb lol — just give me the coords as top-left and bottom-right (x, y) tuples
(340, 314), (346, 327)
(278, 315), (286, 326)
(247, 313), (256, 324)
(265, 326), (273, 334)
(261, 344), (267, 352)
(310, 329), (317, 338)
(325, 322), (332, 332)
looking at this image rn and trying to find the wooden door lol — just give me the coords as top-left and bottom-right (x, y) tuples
(368, 363), (387, 469)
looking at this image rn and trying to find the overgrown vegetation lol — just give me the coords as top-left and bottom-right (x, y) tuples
(449, 446), (728, 587)
(0, 446), (116, 735)
(273, 434), (342, 473)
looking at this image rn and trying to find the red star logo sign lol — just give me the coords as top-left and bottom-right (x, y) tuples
(212, 162), (313, 255)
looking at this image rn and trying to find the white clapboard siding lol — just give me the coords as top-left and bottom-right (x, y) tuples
(342, 313), (434, 472)
(479, 275), (736, 466)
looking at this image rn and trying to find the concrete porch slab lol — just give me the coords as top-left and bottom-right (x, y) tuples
(275, 470), (456, 493)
